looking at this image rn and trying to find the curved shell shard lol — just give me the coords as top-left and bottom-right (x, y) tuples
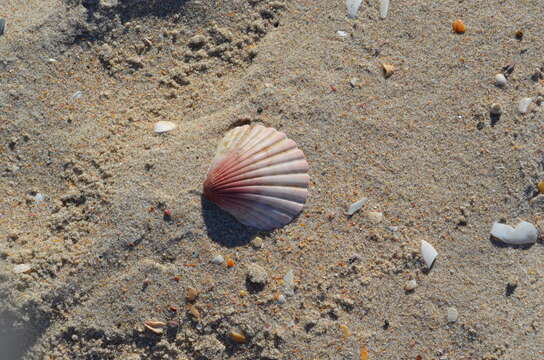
(204, 125), (309, 230)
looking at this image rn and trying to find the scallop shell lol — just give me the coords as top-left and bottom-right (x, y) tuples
(203, 125), (309, 230)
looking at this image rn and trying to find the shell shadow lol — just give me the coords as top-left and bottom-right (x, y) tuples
(201, 195), (261, 247)
(489, 235), (535, 250)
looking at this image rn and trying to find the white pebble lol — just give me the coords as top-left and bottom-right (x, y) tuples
(447, 307), (458, 323)
(494, 73), (507, 87)
(518, 97), (533, 114)
(13, 264), (32, 274)
(336, 30), (349, 38)
(211, 255), (224, 264)
(71, 91), (83, 100)
(154, 121), (177, 133)
(404, 279), (417, 291)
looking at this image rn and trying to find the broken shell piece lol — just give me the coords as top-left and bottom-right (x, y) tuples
(13, 264), (32, 274)
(154, 121), (177, 133)
(346, 0), (363, 18)
(203, 124), (310, 230)
(346, 197), (368, 215)
(518, 98), (533, 114)
(420, 240), (438, 269)
(143, 320), (166, 334)
(490, 221), (538, 245)
(229, 330), (247, 343)
(379, 0), (389, 19)
(381, 63), (395, 78)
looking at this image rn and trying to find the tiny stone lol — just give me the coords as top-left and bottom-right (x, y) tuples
(489, 103), (502, 115)
(367, 211), (383, 223)
(531, 68), (543, 82)
(0, 19), (5, 36)
(276, 294), (286, 304)
(246, 263), (268, 288)
(13, 264), (32, 274)
(211, 255), (224, 264)
(337, 30), (349, 38)
(447, 307), (458, 323)
(518, 97), (533, 114)
(536, 96), (543, 106)
(494, 73), (507, 87)
(188, 35), (207, 49)
(404, 279), (417, 292)
(250, 236), (263, 249)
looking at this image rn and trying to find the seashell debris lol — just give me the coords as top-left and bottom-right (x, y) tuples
(381, 63), (395, 78)
(346, 0), (363, 18)
(447, 307), (458, 323)
(494, 73), (507, 87)
(203, 124), (310, 230)
(490, 221), (538, 245)
(337, 30), (349, 38)
(379, 0), (389, 19)
(154, 121), (177, 133)
(13, 264), (32, 274)
(518, 97), (533, 114)
(346, 197), (368, 215)
(420, 240), (438, 269)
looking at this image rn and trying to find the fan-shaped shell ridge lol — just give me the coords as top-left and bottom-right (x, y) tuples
(204, 125), (309, 230)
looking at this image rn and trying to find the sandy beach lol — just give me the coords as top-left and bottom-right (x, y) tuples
(1, 0), (544, 359)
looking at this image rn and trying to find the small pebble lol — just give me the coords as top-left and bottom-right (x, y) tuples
(34, 193), (45, 204)
(537, 181), (544, 194)
(226, 258), (235, 267)
(349, 78), (359, 88)
(346, 197), (368, 215)
(246, 263), (268, 287)
(381, 63), (395, 78)
(211, 255), (224, 264)
(518, 97), (533, 114)
(250, 236), (263, 249)
(46, 58), (57, 63)
(447, 307), (458, 323)
(489, 103), (502, 115)
(13, 264), (32, 274)
(71, 91), (83, 101)
(536, 96), (543, 106)
(0, 18), (5, 36)
(367, 211), (383, 223)
(337, 30), (349, 38)
(404, 279), (417, 292)
(494, 73), (507, 87)
(452, 19), (465, 34)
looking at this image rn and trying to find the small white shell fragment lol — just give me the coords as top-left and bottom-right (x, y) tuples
(35, 193), (45, 204)
(490, 221), (538, 245)
(379, 0), (389, 19)
(447, 307), (458, 323)
(346, 0), (363, 18)
(420, 240), (438, 269)
(47, 58), (57, 63)
(367, 211), (383, 223)
(518, 97), (533, 114)
(211, 255), (225, 264)
(337, 30), (349, 38)
(494, 73), (507, 87)
(404, 279), (417, 291)
(13, 264), (32, 274)
(283, 269), (295, 296)
(154, 121), (177, 133)
(346, 197), (368, 215)
(71, 91), (83, 100)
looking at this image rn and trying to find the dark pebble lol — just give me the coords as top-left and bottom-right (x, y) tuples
(0, 19), (5, 36)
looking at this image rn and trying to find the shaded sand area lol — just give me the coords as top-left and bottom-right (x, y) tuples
(1, 0), (543, 359)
